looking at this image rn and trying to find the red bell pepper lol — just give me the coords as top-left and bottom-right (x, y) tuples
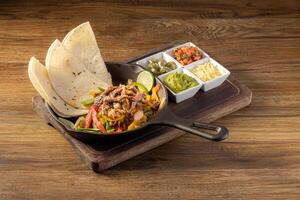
(91, 106), (106, 133)
(115, 125), (123, 133)
(84, 107), (93, 128)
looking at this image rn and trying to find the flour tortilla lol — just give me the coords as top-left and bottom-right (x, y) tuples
(62, 22), (112, 84)
(28, 57), (88, 117)
(46, 40), (110, 108)
(45, 39), (61, 70)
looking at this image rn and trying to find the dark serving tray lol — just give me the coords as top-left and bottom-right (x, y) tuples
(32, 40), (252, 172)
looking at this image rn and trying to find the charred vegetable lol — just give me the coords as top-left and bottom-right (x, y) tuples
(147, 59), (177, 76)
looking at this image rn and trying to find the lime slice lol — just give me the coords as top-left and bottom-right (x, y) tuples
(132, 82), (149, 94)
(137, 71), (154, 92)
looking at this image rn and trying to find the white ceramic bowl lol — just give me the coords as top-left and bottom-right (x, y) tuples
(136, 52), (180, 76)
(158, 68), (202, 103)
(164, 42), (209, 68)
(187, 58), (230, 92)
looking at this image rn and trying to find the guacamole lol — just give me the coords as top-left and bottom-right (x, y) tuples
(164, 72), (198, 93)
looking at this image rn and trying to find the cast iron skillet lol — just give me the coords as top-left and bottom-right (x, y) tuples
(46, 62), (229, 142)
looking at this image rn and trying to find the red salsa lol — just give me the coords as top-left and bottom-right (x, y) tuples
(173, 46), (203, 66)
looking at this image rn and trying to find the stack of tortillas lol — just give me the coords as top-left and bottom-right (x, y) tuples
(28, 22), (112, 117)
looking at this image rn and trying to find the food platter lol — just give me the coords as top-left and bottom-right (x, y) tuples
(46, 62), (228, 142)
(28, 22), (231, 141)
(29, 23), (252, 172)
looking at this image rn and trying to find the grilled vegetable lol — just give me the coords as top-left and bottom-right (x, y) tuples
(147, 59), (177, 76)
(74, 116), (86, 129)
(80, 98), (94, 106)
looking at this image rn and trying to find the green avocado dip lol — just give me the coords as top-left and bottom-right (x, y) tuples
(163, 72), (198, 93)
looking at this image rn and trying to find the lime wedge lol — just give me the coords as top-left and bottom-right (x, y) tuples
(132, 82), (149, 94)
(137, 71), (155, 92)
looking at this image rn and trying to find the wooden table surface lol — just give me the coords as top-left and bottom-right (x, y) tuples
(1, 0), (300, 199)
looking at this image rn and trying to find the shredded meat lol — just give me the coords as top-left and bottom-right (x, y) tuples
(94, 84), (151, 122)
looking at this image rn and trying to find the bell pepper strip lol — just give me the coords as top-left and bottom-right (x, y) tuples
(128, 121), (137, 130)
(115, 125), (123, 133)
(84, 108), (93, 128)
(140, 115), (147, 123)
(146, 94), (151, 102)
(151, 84), (160, 102)
(128, 115), (148, 131)
(89, 87), (104, 97)
(80, 98), (94, 107)
(91, 106), (106, 133)
(102, 116), (109, 130)
(75, 116), (86, 129)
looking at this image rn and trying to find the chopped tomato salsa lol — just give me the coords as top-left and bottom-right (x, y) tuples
(173, 46), (203, 66)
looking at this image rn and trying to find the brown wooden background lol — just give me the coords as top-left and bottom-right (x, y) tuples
(0, 0), (300, 199)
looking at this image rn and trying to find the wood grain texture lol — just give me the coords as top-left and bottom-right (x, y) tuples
(0, 0), (299, 199)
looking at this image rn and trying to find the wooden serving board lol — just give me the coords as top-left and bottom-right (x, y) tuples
(32, 41), (252, 172)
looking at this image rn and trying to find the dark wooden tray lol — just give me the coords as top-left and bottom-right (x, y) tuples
(32, 41), (252, 172)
